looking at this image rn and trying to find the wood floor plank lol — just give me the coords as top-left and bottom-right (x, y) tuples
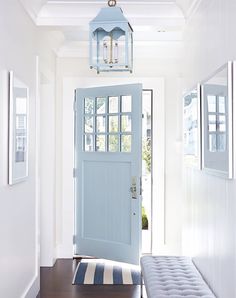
(37, 259), (141, 298)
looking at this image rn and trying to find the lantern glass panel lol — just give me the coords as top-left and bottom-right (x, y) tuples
(91, 27), (132, 71)
(101, 34), (126, 66)
(128, 31), (133, 69)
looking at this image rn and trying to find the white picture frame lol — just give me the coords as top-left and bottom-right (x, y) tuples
(8, 71), (29, 185)
(201, 62), (233, 179)
(183, 84), (201, 169)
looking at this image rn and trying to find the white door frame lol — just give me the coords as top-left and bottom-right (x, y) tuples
(57, 77), (165, 258)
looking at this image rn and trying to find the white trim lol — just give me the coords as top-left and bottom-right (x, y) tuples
(8, 71), (29, 185)
(59, 77), (165, 258)
(233, 61), (236, 178)
(35, 55), (41, 291)
(38, 57), (58, 267)
(19, 0), (39, 23)
(197, 83), (202, 170)
(182, 84), (202, 170)
(151, 79), (165, 251)
(36, 16), (185, 27)
(201, 62), (233, 179)
(48, 0), (176, 4)
(186, 0), (203, 21)
(21, 274), (39, 298)
(228, 61), (233, 179)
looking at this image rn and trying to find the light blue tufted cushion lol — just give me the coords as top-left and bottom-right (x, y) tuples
(140, 256), (215, 298)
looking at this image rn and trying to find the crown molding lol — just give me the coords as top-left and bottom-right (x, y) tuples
(186, 0), (203, 20)
(47, 0), (176, 4)
(19, 0), (38, 23)
(175, 0), (202, 20)
(36, 15), (185, 27)
(21, 0), (186, 26)
(20, 0), (50, 24)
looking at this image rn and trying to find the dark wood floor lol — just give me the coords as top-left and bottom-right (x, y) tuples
(37, 259), (141, 298)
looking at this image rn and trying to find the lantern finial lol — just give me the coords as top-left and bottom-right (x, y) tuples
(108, 0), (116, 7)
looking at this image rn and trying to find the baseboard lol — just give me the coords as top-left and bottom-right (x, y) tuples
(21, 274), (39, 298)
(40, 257), (57, 267)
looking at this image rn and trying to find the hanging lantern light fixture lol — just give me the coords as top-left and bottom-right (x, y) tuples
(89, 0), (133, 74)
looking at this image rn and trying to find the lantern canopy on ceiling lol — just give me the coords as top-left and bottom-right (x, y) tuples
(89, 0), (133, 74)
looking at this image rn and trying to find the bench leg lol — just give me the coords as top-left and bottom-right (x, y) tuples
(140, 272), (143, 298)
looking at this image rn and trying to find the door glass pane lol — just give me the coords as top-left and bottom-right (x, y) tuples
(84, 98), (94, 114)
(109, 116), (119, 132)
(218, 134), (226, 152)
(84, 116), (94, 133)
(96, 97), (106, 114)
(121, 135), (131, 152)
(121, 96), (132, 112)
(109, 135), (119, 152)
(207, 95), (216, 112)
(84, 134), (94, 152)
(208, 115), (216, 132)
(121, 115), (132, 132)
(219, 96), (226, 113)
(109, 97), (119, 113)
(219, 115), (226, 132)
(96, 116), (106, 133)
(209, 134), (217, 152)
(96, 135), (106, 152)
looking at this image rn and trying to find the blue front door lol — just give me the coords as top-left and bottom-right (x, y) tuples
(74, 84), (142, 264)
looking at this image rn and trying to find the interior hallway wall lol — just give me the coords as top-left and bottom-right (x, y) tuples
(55, 56), (183, 259)
(0, 2), (39, 297)
(182, 1), (236, 297)
(0, 1), (57, 297)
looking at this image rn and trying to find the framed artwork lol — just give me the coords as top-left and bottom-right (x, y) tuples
(201, 62), (233, 178)
(8, 71), (29, 185)
(183, 85), (201, 169)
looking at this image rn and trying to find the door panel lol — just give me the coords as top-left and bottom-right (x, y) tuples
(82, 161), (132, 245)
(74, 84), (142, 265)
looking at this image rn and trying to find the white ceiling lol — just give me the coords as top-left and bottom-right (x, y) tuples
(20, 0), (199, 58)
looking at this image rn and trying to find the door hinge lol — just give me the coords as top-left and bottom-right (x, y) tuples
(140, 176), (143, 195)
(73, 91), (77, 112)
(73, 168), (78, 178)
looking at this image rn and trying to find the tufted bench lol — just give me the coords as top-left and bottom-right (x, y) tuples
(140, 256), (215, 298)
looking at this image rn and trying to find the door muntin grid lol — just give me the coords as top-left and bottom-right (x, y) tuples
(83, 95), (132, 152)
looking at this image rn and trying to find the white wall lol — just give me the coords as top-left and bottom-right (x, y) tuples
(0, 1), (56, 297)
(55, 56), (183, 258)
(182, 1), (236, 297)
(0, 2), (39, 297)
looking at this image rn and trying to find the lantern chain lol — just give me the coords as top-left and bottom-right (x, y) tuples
(108, 0), (116, 7)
